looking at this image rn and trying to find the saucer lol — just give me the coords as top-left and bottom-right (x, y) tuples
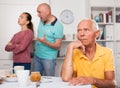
(5, 77), (17, 82)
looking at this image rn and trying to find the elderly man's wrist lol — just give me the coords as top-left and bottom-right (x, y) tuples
(92, 78), (96, 85)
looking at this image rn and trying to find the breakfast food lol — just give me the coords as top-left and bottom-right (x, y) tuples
(5, 74), (17, 82)
(0, 80), (3, 84)
(0, 78), (3, 84)
(6, 74), (17, 78)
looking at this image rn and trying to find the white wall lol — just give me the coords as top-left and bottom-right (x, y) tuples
(50, 0), (90, 35)
(0, 0), (49, 59)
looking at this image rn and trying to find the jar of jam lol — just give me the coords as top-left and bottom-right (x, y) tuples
(30, 72), (41, 82)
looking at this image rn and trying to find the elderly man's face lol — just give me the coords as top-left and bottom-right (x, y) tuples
(77, 20), (97, 46)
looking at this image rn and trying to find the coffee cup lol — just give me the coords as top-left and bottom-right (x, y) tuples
(16, 70), (30, 87)
(14, 66), (24, 74)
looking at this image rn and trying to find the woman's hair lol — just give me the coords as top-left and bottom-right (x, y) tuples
(23, 12), (34, 33)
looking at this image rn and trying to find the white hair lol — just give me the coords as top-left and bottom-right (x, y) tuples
(92, 19), (99, 30)
(80, 18), (99, 31)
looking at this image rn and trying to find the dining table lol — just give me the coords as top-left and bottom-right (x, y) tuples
(0, 76), (92, 88)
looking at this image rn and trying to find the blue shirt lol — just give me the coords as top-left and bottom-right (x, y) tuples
(35, 18), (63, 59)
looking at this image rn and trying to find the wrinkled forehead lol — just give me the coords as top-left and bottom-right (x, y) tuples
(77, 20), (93, 29)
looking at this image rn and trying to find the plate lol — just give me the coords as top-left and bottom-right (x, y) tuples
(5, 77), (18, 82)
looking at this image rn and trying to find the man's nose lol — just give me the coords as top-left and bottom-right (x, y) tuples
(80, 31), (85, 35)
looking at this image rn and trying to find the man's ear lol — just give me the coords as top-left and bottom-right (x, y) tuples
(95, 30), (100, 39)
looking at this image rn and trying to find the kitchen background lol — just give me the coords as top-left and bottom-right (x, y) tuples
(0, 0), (120, 87)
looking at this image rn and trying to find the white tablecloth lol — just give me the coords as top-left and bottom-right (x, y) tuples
(0, 76), (91, 88)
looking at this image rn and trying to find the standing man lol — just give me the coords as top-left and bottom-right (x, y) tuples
(33, 3), (63, 76)
(61, 19), (116, 88)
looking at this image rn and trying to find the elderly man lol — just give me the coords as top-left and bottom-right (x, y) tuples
(61, 19), (116, 88)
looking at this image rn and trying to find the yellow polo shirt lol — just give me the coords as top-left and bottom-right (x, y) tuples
(72, 43), (115, 88)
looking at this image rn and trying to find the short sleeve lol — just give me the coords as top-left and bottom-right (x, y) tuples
(105, 50), (115, 71)
(53, 22), (63, 39)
